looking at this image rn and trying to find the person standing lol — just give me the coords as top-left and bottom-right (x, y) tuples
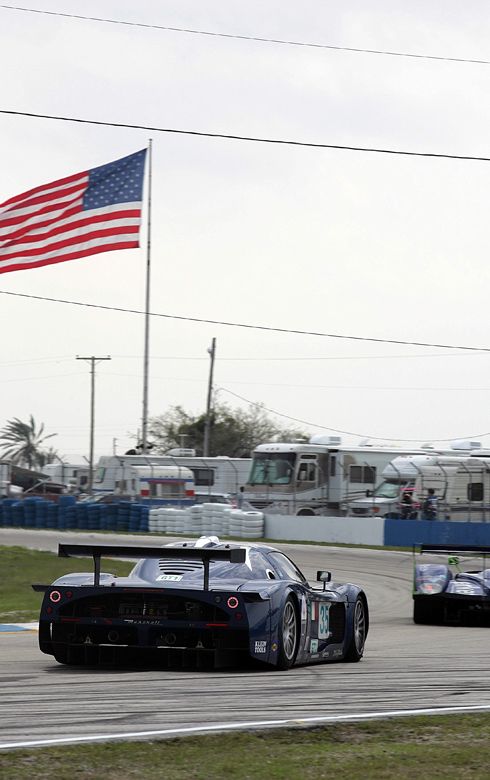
(236, 486), (245, 509)
(400, 490), (414, 519)
(422, 488), (438, 520)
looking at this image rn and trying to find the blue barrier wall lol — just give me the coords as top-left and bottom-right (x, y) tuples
(384, 518), (490, 547)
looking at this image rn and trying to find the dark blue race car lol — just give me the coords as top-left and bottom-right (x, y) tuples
(413, 544), (490, 625)
(33, 536), (369, 670)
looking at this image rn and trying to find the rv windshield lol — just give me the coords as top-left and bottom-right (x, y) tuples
(373, 480), (405, 499)
(248, 453), (296, 486)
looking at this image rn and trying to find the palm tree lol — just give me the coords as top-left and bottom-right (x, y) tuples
(0, 415), (57, 470)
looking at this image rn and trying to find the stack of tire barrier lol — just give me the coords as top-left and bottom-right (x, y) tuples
(148, 504), (264, 539)
(0, 498), (263, 537)
(0, 496), (146, 532)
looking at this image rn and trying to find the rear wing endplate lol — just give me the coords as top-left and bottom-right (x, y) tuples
(58, 544), (246, 590)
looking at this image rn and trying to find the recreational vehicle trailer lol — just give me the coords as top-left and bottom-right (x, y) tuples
(243, 437), (429, 516)
(93, 453), (251, 501)
(348, 450), (490, 521)
(90, 458), (195, 506)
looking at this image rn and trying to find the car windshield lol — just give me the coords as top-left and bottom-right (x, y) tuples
(373, 480), (404, 499)
(248, 453), (296, 485)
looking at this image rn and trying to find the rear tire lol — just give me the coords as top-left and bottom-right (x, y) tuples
(345, 597), (367, 662)
(276, 596), (299, 670)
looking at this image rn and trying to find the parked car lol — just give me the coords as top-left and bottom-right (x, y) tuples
(192, 493), (235, 506)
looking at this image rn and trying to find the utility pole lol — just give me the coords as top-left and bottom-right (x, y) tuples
(203, 337), (216, 457)
(76, 355), (111, 494)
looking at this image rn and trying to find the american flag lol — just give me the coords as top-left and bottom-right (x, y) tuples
(0, 148), (147, 275)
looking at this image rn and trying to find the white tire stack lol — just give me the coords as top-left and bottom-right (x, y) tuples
(147, 504), (264, 540)
(200, 502), (221, 536)
(148, 508), (158, 533)
(228, 509), (244, 538)
(233, 509), (264, 539)
(190, 504), (203, 535)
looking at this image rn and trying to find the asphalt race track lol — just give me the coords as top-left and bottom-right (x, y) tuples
(1, 529), (490, 749)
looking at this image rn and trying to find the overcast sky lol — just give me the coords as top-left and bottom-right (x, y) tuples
(2, 0), (490, 462)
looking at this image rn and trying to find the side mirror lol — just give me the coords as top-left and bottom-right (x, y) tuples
(366, 489), (372, 497)
(317, 570), (331, 582)
(316, 571), (332, 592)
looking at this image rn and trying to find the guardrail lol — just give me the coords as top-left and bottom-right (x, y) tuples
(3, 498), (490, 547)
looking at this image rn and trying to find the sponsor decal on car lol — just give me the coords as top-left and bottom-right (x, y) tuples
(271, 642), (278, 652)
(156, 574), (183, 582)
(310, 639), (318, 653)
(318, 603), (331, 640)
(254, 641), (267, 654)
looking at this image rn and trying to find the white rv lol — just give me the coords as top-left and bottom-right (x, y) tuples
(92, 457), (195, 505)
(349, 448), (490, 521)
(243, 436), (428, 516)
(93, 453), (250, 502)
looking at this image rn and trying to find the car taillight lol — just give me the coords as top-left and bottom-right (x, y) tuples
(49, 590), (61, 603)
(227, 596), (239, 609)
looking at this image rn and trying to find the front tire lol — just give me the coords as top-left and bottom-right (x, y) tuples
(276, 596), (299, 670)
(345, 597), (367, 662)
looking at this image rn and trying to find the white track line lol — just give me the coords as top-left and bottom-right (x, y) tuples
(2, 704), (490, 750)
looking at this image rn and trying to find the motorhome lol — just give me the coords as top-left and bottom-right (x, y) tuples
(93, 453), (250, 502)
(348, 448), (490, 521)
(243, 436), (429, 516)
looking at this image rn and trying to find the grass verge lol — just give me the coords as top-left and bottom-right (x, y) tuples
(1, 715), (490, 779)
(0, 546), (133, 622)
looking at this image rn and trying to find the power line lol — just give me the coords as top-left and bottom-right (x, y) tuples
(1, 288), (490, 353)
(1, 109), (490, 163)
(219, 387), (490, 443)
(1, 4), (488, 67)
(112, 351), (487, 362)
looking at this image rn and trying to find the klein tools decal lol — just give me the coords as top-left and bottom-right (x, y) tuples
(254, 641), (267, 654)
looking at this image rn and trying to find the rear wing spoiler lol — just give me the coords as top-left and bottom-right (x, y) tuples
(57, 543), (246, 590)
(417, 544), (490, 556)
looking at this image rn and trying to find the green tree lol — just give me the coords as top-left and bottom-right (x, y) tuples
(148, 403), (308, 457)
(0, 415), (58, 469)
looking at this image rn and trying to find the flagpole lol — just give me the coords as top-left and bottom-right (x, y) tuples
(141, 138), (152, 454)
